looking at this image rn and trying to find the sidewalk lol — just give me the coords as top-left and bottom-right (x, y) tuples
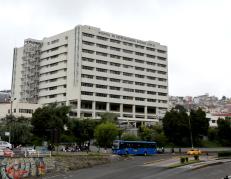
(144, 155), (230, 169)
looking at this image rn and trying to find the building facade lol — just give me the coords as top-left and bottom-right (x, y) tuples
(11, 25), (168, 124)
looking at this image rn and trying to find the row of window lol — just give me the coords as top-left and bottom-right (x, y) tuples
(9, 109), (33, 114)
(82, 33), (166, 54)
(82, 40), (166, 56)
(83, 57), (166, 69)
(81, 66), (167, 81)
(82, 59), (167, 74)
(81, 82), (167, 92)
(82, 49), (166, 61)
(81, 74), (167, 86)
(81, 91), (167, 103)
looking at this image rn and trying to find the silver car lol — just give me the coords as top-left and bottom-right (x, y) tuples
(0, 141), (12, 149)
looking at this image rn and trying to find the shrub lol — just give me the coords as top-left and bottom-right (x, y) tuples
(218, 151), (231, 157)
(180, 157), (185, 163)
(194, 155), (199, 160)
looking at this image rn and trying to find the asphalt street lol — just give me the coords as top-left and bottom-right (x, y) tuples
(42, 154), (231, 179)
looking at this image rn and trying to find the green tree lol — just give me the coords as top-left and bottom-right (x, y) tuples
(189, 108), (209, 145)
(99, 112), (118, 124)
(68, 118), (97, 145)
(94, 122), (119, 148)
(31, 103), (70, 144)
(4, 116), (32, 144)
(121, 133), (141, 141)
(162, 108), (189, 146)
(217, 118), (231, 146)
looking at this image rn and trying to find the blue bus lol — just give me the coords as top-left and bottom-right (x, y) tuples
(112, 140), (157, 155)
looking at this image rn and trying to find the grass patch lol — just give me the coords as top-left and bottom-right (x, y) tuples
(168, 160), (201, 168)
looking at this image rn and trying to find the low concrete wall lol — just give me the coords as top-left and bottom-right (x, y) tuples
(0, 154), (116, 178)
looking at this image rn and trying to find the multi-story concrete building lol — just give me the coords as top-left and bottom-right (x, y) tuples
(11, 25), (168, 125)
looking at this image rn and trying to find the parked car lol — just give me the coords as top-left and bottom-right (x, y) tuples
(187, 149), (202, 155)
(3, 148), (14, 157)
(0, 141), (12, 149)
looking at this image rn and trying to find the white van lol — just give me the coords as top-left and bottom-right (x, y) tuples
(0, 141), (12, 149)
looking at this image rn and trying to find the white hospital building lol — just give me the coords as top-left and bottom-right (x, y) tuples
(11, 25), (168, 125)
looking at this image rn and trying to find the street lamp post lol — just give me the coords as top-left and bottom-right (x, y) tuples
(188, 116), (194, 149)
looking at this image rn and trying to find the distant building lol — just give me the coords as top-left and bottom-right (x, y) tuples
(11, 25), (168, 125)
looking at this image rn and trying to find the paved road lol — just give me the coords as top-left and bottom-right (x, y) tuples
(43, 154), (231, 179)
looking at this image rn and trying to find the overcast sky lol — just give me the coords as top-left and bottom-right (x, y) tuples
(0, 0), (230, 98)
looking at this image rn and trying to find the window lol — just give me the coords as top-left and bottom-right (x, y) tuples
(135, 82), (145, 86)
(97, 36), (108, 41)
(110, 54), (120, 59)
(135, 97), (145, 101)
(158, 92), (167, 96)
(157, 49), (166, 54)
(158, 71), (167, 75)
(147, 99), (156, 102)
(135, 44), (144, 49)
(82, 57), (94, 62)
(157, 64), (167, 68)
(147, 76), (156, 80)
(49, 94), (57, 98)
(82, 74), (93, 79)
(110, 70), (120, 75)
(147, 83), (156, 87)
(135, 52), (144, 56)
(135, 67), (144, 71)
(124, 88), (134, 92)
(123, 42), (133, 46)
(123, 80), (133, 84)
(82, 41), (94, 46)
(82, 33), (94, 38)
(51, 39), (59, 44)
(96, 68), (107, 72)
(147, 61), (156, 66)
(123, 96), (133, 100)
(123, 64), (133, 69)
(146, 47), (155, 51)
(146, 69), (156, 73)
(96, 93), (107, 97)
(96, 60), (107, 64)
(81, 91), (93, 96)
(123, 49), (133, 54)
(123, 72), (133, 77)
(110, 39), (120, 44)
(82, 65), (94, 70)
(135, 89), (145, 93)
(50, 47), (59, 51)
(96, 76), (107, 81)
(82, 49), (94, 54)
(146, 54), (155, 59)
(157, 57), (167, 61)
(123, 57), (133, 61)
(81, 82), (93, 87)
(49, 86), (57, 90)
(135, 74), (144, 78)
(96, 52), (107, 57)
(158, 85), (167, 89)
(110, 62), (121, 67)
(110, 46), (120, 51)
(110, 86), (120, 91)
(135, 59), (144, 64)
(96, 44), (107, 49)
(158, 78), (167, 82)
(110, 94), (120, 98)
(147, 91), (156, 95)
(96, 84), (107, 89)
(110, 78), (120, 82)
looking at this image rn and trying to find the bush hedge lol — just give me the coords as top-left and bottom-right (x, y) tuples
(218, 151), (231, 157)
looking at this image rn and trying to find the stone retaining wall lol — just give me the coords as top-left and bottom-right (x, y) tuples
(0, 154), (117, 178)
